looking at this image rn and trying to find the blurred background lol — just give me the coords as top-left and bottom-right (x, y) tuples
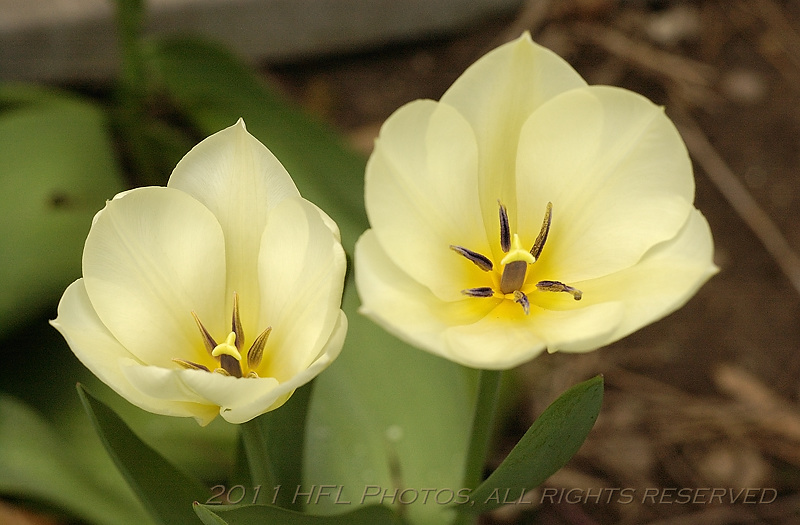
(2, 0), (800, 523)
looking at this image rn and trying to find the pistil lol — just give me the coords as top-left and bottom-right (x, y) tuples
(212, 332), (243, 377)
(499, 233), (535, 294)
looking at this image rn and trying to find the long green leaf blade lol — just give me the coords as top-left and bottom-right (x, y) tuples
(77, 384), (211, 525)
(465, 375), (604, 514)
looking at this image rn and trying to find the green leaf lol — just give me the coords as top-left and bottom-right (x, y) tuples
(194, 503), (230, 525)
(194, 502), (402, 525)
(146, 37), (477, 525)
(77, 384), (211, 525)
(464, 375), (604, 514)
(0, 394), (153, 525)
(0, 87), (125, 337)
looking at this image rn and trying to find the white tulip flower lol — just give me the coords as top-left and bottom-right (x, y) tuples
(355, 34), (717, 370)
(53, 120), (347, 424)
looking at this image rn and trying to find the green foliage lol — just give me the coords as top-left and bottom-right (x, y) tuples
(0, 394), (153, 525)
(194, 502), (403, 525)
(0, 86), (125, 337)
(239, 383), (315, 510)
(464, 375), (604, 514)
(77, 384), (211, 525)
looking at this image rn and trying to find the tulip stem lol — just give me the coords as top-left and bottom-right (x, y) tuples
(462, 369), (502, 493)
(241, 418), (277, 493)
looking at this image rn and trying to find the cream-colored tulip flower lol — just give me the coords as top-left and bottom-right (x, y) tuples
(52, 120), (347, 425)
(355, 34), (717, 370)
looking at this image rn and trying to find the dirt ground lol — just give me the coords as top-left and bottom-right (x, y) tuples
(267, 1), (800, 523)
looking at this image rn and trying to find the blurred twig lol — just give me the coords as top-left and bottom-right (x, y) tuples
(726, 0), (800, 89)
(744, 0), (800, 70)
(714, 364), (800, 444)
(642, 506), (757, 525)
(674, 111), (800, 298)
(499, 0), (553, 44)
(570, 21), (717, 89)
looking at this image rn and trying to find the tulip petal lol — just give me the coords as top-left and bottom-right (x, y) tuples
(82, 187), (227, 368)
(528, 303), (626, 354)
(568, 209), (718, 348)
(442, 314), (546, 370)
(517, 86), (695, 282)
(355, 230), (498, 356)
(256, 198), (347, 381)
(366, 99), (489, 300)
(121, 362), (219, 405)
(168, 119), (301, 331)
(51, 280), (218, 424)
(443, 300), (623, 369)
(440, 33), (587, 243)
(169, 369), (279, 422)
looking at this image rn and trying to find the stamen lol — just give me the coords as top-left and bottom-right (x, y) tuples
(172, 358), (210, 372)
(231, 292), (244, 351)
(450, 245), (493, 272)
(530, 202), (552, 261)
(462, 287), (495, 298)
(186, 300), (269, 379)
(452, 200), (584, 314)
(536, 280), (583, 300)
(191, 311), (217, 356)
(247, 326), (272, 369)
(498, 200), (511, 253)
(512, 290), (530, 315)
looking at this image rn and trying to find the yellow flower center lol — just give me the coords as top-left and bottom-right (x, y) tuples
(450, 201), (582, 315)
(172, 292), (272, 378)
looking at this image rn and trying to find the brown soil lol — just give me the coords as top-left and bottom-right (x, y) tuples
(267, 1), (800, 523)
